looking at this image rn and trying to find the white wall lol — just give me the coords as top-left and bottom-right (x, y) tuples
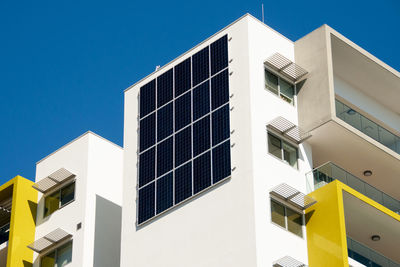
(121, 15), (260, 267)
(33, 132), (123, 267)
(247, 18), (312, 266)
(334, 75), (400, 134)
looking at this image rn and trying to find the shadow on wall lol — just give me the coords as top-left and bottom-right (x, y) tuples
(93, 195), (122, 267)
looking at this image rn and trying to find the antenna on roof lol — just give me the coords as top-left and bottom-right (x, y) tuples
(262, 3), (265, 23)
(155, 65), (161, 71)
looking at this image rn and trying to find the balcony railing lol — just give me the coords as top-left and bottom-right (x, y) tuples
(306, 162), (400, 214)
(335, 99), (400, 155)
(0, 223), (9, 246)
(347, 237), (400, 267)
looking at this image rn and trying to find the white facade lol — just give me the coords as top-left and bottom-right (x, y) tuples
(121, 14), (312, 267)
(33, 131), (123, 267)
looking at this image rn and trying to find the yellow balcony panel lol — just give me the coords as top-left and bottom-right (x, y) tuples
(0, 176), (37, 267)
(306, 180), (400, 267)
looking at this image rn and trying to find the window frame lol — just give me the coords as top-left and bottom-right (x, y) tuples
(264, 68), (296, 106)
(40, 240), (73, 267)
(43, 181), (76, 218)
(267, 132), (299, 169)
(270, 198), (304, 238)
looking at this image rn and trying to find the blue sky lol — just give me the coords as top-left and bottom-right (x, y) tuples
(1, 0), (399, 184)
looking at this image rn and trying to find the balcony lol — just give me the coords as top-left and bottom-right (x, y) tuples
(306, 162), (400, 214)
(0, 224), (8, 267)
(347, 237), (400, 267)
(336, 99), (400, 155)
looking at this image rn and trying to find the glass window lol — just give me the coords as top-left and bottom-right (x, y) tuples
(265, 69), (295, 105)
(271, 200), (285, 227)
(265, 70), (278, 95)
(41, 241), (72, 267)
(287, 208), (303, 237)
(283, 142), (298, 169)
(56, 242), (72, 267)
(268, 133), (282, 159)
(41, 251), (56, 267)
(271, 199), (303, 238)
(268, 133), (298, 169)
(44, 182), (75, 218)
(279, 79), (295, 105)
(44, 191), (60, 218)
(60, 182), (75, 207)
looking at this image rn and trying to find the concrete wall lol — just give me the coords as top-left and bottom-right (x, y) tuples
(294, 25), (335, 132)
(121, 15), (259, 267)
(247, 18), (312, 266)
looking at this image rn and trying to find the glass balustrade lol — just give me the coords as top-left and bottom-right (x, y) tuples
(335, 99), (400, 155)
(347, 237), (400, 267)
(305, 162), (400, 214)
(0, 223), (9, 246)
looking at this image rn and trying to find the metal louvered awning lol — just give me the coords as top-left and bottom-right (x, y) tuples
(28, 228), (72, 253)
(270, 183), (317, 210)
(265, 53), (308, 83)
(32, 168), (76, 193)
(267, 117), (311, 144)
(273, 256), (307, 267)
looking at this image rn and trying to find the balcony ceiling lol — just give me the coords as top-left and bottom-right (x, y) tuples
(309, 120), (400, 199)
(343, 192), (400, 263)
(331, 35), (400, 115)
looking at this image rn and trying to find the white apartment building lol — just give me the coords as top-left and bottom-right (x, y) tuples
(29, 132), (123, 267)
(121, 13), (400, 267)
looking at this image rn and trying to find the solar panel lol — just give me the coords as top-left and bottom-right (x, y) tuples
(157, 69), (173, 107)
(193, 115), (211, 156)
(175, 91), (191, 131)
(174, 58), (191, 97)
(139, 113), (156, 152)
(157, 102), (173, 141)
(211, 69), (229, 110)
(139, 147), (155, 187)
(192, 47), (210, 86)
(140, 79), (156, 118)
(212, 104), (230, 146)
(193, 81), (210, 121)
(157, 137), (173, 177)
(156, 173), (173, 214)
(138, 182), (155, 224)
(193, 152), (211, 194)
(175, 126), (191, 167)
(211, 35), (228, 75)
(137, 35), (231, 225)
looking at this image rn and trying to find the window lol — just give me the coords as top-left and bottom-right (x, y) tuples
(265, 69), (295, 105)
(268, 133), (298, 169)
(44, 182), (75, 218)
(271, 199), (303, 237)
(41, 241), (72, 267)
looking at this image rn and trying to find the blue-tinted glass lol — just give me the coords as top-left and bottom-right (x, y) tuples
(139, 113), (155, 152)
(139, 148), (155, 187)
(175, 126), (191, 167)
(212, 141), (231, 184)
(192, 47), (209, 86)
(157, 137), (173, 177)
(157, 103), (173, 141)
(193, 81), (210, 121)
(140, 79), (156, 118)
(211, 69), (229, 110)
(211, 35), (228, 75)
(212, 104), (230, 145)
(193, 116), (210, 156)
(157, 69), (173, 107)
(175, 162), (192, 204)
(175, 91), (191, 131)
(138, 182), (155, 224)
(156, 173), (173, 214)
(175, 58), (191, 97)
(193, 152), (211, 194)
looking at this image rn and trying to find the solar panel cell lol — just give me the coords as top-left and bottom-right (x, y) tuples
(174, 162), (192, 204)
(212, 141), (231, 184)
(139, 147), (155, 187)
(193, 81), (210, 121)
(175, 126), (191, 167)
(139, 113), (156, 152)
(175, 91), (191, 131)
(140, 79), (156, 118)
(193, 116), (210, 156)
(211, 69), (229, 110)
(157, 102), (173, 142)
(192, 47), (210, 86)
(138, 182), (155, 224)
(157, 137), (173, 177)
(157, 69), (173, 107)
(193, 152), (211, 194)
(156, 173), (173, 214)
(211, 35), (228, 75)
(175, 58), (191, 97)
(212, 104), (230, 146)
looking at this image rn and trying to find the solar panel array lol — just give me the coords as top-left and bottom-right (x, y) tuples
(138, 35), (231, 224)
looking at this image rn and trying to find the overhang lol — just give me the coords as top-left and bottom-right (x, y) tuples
(264, 53), (308, 83)
(270, 183), (316, 210)
(267, 117), (311, 144)
(33, 168), (75, 193)
(28, 228), (72, 253)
